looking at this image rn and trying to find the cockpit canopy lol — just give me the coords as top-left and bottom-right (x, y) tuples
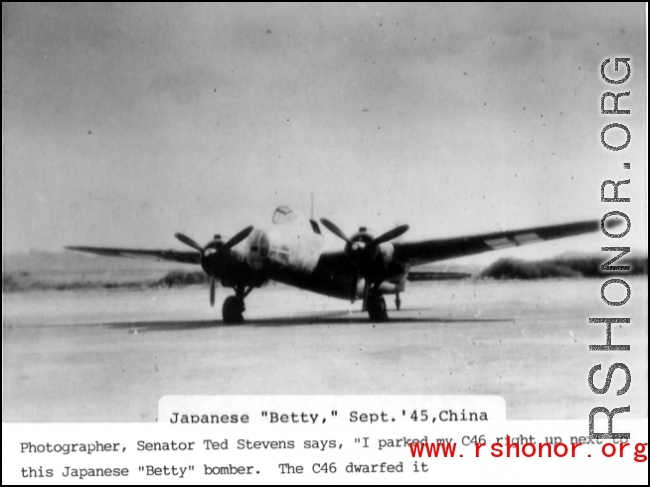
(272, 206), (321, 234)
(272, 206), (301, 226)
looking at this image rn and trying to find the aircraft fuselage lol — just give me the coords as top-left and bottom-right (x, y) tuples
(218, 209), (406, 301)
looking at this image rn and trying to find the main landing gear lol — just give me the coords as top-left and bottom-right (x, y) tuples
(222, 285), (254, 324)
(367, 291), (389, 322)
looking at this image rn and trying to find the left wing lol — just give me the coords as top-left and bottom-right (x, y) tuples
(394, 220), (601, 267)
(65, 246), (200, 265)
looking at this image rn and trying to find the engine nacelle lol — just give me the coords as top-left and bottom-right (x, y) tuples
(346, 227), (396, 273)
(375, 241), (395, 268)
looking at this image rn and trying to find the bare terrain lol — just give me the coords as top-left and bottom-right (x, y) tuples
(3, 278), (647, 422)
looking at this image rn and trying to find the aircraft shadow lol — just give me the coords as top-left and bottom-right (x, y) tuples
(104, 320), (219, 332)
(102, 311), (513, 332)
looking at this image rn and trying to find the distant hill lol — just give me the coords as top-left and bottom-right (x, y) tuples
(2, 250), (205, 293)
(4, 250), (484, 275)
(480, 253), (647, 280)
(409, 262), (483, 275)
(3, 250), (647, 293)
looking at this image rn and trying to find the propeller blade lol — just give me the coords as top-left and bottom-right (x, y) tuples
(224, 226), (254, 250)
(350, 268), (360, 303)
(361, 280), (371, 312)
(320, 218), (351, 243)
(373, 224), (410, 246)
(210, 276), (216, 306)
(174, 233), (204, 252)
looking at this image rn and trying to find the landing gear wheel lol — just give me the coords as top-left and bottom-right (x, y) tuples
(222, 296), (245, 324)
(367, 293), (389, 322)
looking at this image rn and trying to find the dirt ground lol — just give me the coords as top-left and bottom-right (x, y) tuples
(3, 278), (647, 422)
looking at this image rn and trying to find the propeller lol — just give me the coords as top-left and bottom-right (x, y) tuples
(174, 233), (203, 252)
(320, 218), (409, 308)
(210, 275), (216, 306)
(320, 219), (409, 250)
(373, 225), (410, 245)
(320, 218), (351, 244)
(174, 225), (254, 306)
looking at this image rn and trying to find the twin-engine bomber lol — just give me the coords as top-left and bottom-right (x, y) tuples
(68, 206), (608, 323)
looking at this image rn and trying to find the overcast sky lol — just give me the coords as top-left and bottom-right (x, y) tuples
(2, 3), (647, 262)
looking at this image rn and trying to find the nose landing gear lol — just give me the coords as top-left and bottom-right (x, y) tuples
(222, 296), (245, 324)
(367, 291), (389, 322)
(222, 285), (254, 324)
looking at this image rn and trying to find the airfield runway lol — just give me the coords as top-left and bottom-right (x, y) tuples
(3, 278), (647, 422)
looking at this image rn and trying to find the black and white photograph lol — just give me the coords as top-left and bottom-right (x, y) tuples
(3, 1), (647, 430)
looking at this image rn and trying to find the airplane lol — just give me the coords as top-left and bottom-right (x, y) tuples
(67, 206), (609, 323)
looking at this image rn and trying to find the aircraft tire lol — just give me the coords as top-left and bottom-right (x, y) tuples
(222, 296), (244, 324)
(367, 294), (388, 322)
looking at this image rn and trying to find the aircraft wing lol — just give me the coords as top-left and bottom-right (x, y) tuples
(65, 246), (200, 265)
(394, 220), (601, 267)
(315, 249), (358, 275)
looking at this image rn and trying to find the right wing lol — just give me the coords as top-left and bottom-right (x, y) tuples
(65, 246), (200, 265)
(394, 220), (603, 267)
